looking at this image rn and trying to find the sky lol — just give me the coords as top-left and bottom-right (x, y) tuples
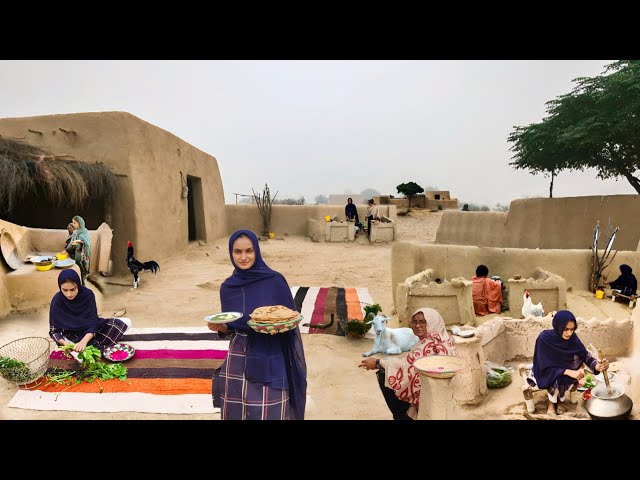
(1, 60), (635, 207)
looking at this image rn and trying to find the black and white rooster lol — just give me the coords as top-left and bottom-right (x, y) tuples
(126, 240), (160, 289)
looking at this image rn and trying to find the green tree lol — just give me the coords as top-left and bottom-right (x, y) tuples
(396, 181), (424, 209)
(509, 60), (640, 195)
(314, 194), (328, 205)
(361, 188), (380, 199)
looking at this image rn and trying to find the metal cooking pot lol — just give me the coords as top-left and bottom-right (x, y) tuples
(585, 382), (633, 420)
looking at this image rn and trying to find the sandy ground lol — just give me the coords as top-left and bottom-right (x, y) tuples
(0, 210), (636, 420)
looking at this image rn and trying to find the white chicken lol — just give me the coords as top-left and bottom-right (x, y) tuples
(522, 290), (544, 318)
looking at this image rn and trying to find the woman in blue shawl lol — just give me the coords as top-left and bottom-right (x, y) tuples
(531, 310), (609, 415)
(209, 230), (307, 420)
(69, 215), (91, 285)
(345, 197), (359, 223)
(607, 264), (637, 297)
(49, 269), (131, 352)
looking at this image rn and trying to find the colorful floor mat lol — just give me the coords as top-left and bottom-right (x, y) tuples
(7, 327), (227, 414)
(290, 286), (375, 338)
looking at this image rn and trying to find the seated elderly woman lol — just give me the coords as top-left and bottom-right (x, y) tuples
(359, 308), (458, 420)
(529, 310), (609, 416)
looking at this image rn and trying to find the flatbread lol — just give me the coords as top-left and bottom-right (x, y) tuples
(250, 305), (300, 324)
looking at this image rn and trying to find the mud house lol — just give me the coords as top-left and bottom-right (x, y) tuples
(375, 190), (459, 210)
(0, 112), (228, 276)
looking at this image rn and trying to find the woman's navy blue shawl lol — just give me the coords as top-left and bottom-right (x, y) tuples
(49, 269), (102, 334)
(532, 310), (589, 389)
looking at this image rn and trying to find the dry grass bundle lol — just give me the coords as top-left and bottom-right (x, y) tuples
(0, 137), (117, 214)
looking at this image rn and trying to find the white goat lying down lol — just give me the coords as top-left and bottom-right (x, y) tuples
(362, 314), (419, 357)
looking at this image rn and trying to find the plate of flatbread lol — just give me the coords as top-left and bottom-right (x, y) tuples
(249, 305), (301, 324)
(248, 305), (302, 334)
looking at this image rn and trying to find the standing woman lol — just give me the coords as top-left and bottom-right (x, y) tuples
(49, 269), (132, 352)
(69, 215), (91, 284)
(345, 197), (359, 223)
(208, 229), (307, 420)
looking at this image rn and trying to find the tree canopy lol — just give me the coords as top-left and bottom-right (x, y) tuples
(396, 181), (424, 208)
(509, 60), (640, 194)
(314, 194), (328, 205)
(361, 187), (380, 199)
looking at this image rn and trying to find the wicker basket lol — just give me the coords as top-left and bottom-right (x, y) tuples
(414, 355), (466, 379)
(0, 337), (51, 387)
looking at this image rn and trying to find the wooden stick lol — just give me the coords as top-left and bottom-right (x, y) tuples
(597, 348), (613, 397)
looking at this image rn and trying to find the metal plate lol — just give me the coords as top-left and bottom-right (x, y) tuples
(204, 312), (244, 324)
(54, 259), (76, 268)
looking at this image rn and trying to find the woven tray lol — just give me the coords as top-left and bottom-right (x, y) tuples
(414, 355), (466, 379)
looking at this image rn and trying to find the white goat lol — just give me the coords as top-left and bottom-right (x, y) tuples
(362, 314), (419, 357)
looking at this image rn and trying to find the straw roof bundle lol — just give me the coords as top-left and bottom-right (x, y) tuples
(0, 136), (117, 214)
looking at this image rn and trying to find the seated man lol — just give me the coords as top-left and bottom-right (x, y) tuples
(607, 264), (637, 298)
(471, 265), (503, 316)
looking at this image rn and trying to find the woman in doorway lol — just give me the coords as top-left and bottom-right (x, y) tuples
(68, 215), (91, 284)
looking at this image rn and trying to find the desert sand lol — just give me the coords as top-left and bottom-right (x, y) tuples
(0, 211), (636, 420)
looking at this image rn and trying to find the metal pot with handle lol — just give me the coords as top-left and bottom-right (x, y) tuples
(585, 382), (633, 420)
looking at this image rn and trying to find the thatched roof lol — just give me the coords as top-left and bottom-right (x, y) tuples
(0, 136), (117, 214)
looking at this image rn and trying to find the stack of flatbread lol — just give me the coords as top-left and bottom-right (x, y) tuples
(250, 305), (300, 324)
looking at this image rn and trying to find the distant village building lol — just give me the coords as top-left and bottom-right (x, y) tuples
(329, 194), (366, 205)
(375, 191), (459, 210)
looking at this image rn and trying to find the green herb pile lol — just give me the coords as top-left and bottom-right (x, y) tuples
(46, 344), (128, 394)
(364, 304), (382, 319)
(486, 365), (512, 388)
(343, 319), (372, 337)
(0, 356), (33, 384)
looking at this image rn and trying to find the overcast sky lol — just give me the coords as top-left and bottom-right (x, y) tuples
(1, 60), (634, 206)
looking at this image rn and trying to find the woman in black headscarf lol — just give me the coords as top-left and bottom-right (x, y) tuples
(208, 230), (307, 420)
(345, 197), (359, 223)
(607, 264), (637, 297)
(49, 269), (131, 352)
(531, 310), (609, 415)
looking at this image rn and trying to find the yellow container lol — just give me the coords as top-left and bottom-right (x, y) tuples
(324, 215), (332, 222)
(595, 290), (604, 299)
(56, 252), (68, 260)
(35, 263), (53, 271)
(268, 232), (275, 239)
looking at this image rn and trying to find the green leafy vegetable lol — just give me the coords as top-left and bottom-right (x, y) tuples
(0, 355), (33, 384)
(46, 344), (128, 391)
(584, 372), (596, 389)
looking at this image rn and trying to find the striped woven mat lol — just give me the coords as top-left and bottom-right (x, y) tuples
(291, 286), (375, 338)
(7, 327), (227, 414)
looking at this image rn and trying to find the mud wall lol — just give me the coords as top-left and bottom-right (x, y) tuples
(436, 195), (640, 251)
(391, 242), (640, 306)
(477, 316), (633, 364)
(226, 204), (396, 237)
